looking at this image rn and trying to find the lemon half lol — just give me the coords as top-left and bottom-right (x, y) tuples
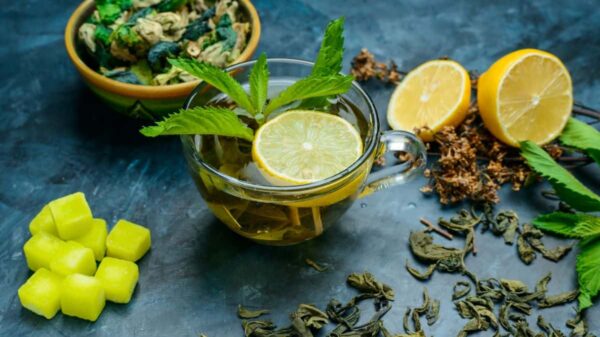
(387, 60), (471, 141)
(478, 49), (573, 147)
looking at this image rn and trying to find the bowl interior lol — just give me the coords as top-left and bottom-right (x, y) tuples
(64, 0), (261, 99)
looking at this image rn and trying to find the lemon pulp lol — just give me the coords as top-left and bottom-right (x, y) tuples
(387, 60), (471, 141)
(252, 110), (363, 185)
(477, 49), (572, 147)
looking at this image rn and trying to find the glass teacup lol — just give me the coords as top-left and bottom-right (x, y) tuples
(181, 59), (426, 245)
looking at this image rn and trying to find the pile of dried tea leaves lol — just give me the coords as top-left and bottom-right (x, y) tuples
(404, 207), (594, 337)
(451, 273), (586, 336)
(237, 272), (439, 337)
(406, 206), (573, 281)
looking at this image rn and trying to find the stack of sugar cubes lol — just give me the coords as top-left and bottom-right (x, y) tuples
(18, 192), (151, 321)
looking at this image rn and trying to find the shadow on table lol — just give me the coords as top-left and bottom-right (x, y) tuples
(72, 86), (168, 148)
(190, 212), (362, 299)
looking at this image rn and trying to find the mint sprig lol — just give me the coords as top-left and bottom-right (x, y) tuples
(522, 139), (600, 310)
(140, 107), (254, 141)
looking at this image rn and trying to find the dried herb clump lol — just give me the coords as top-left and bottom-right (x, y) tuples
(350, 49), (402, 84)
(419, 108), (561, 205)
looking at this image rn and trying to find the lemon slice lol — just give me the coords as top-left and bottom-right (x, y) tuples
(387, 60), (471, 141)
(252, 110), (363, 185)
(478, 49), (573, 147)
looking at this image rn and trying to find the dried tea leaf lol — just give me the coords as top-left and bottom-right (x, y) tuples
(497, 210), (519, 244)
(241, 319), (277, 336)
(402, 308), (413, 334)
(521, 223), (573, 262)
(405, 260), (436, 280)
(238, 304), (269, 319)
(291, 304), (329, 329)
(426, 299), (440, 326)
(347, 272), (394, 301)
(409, 231), (464, 262)
(453, 281), (472, 300)
(517, 233), (536, 264)
(500, 279), (529, 294)
(534, 272), (552, 295)
(413, 288), (431, 315)
(538, 290), (579, 308)
(305, 258), (327, 272)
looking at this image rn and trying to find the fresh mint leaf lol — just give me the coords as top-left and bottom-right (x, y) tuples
(573, 215), (600, 240)
(576, 239), (600, 310)
(560, 117), (600, 165)
(169, 58), (255, 115)
(249, 53), (269, 115)
(140, 107), (254, 141)
(533, 212), (582, 237)
(534, 212), (600, 239)
(264, 75), (353, 116)
(312, 17), (345, 76)
(520, 141), (600, 212)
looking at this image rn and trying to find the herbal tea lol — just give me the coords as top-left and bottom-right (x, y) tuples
(189, 81), (370, 244)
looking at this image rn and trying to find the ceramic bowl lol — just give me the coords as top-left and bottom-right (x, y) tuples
(64, 0), (261, 120)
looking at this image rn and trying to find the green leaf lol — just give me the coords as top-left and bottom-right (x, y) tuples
(560, 117), (600, 165)
(534, 212), (600, 240)
(139, 107), (254, 141)
(111, 25), (142, 48)
(520, 141), (600, 212)
(264, 75), (353, 116)
(576, 239), (600, 310)
(312, 17), (345, 76)
(216, 14), (237, 51)
(148, 42), (181, 72)
(533, 212), (582, 237)
(94, 25), (112, 46)
(156, 0), (186, 12)
(96, 0), (131, 24)
(249, 53), (269, 115)
(573, 215), (600, 239)
(168, 58), (255, 115)
(130, 60), (153, 85)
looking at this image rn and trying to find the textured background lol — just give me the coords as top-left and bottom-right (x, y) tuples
(1, 0), (599, 336)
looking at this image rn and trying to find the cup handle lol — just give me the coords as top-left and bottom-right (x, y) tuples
(361, 130), (427, 197)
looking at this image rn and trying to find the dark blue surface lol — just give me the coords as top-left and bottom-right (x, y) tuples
(1, 0), (599, 336)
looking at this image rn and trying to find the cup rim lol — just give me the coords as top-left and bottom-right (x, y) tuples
(182, 57), (380, 193)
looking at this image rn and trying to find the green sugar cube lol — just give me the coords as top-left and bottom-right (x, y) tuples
(74, 218), (107, 261)
(49, 192), (93, 240)
(24, 233), (66, 271)
(106, 220), (151, 262)
(95, 257), (139, 303)
(50, 241), (97, 277)
(29, 205), (58, 236)
(61, 274), (105, 322)
(18, 268), (62, 319)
